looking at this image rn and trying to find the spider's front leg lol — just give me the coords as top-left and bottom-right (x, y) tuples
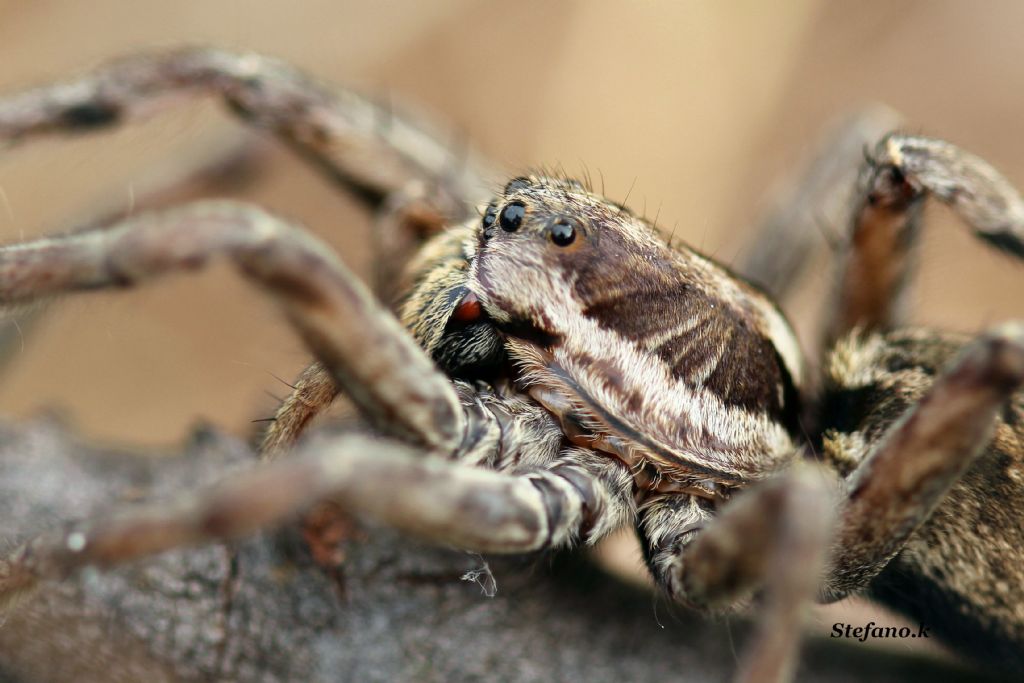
(0, 47), (492, 218)
(0, 47), (501, 456)
(0, 193), (636, 599)
(639, 465), (837, 683)
(0, 134), (263, 370)
(0, 201), (463, 452)
(260, 185), (452, 458)
(0, 401), (635, 610)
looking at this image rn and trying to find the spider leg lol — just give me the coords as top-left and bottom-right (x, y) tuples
(638, 464), (836, 683)
(0, 49), (498, 454)
(450, 382), (637, 546)
(823, 322), (1024, 597)
(259, 361), (338, 458)
(0, 201), (464, 452)
(511, 448), (635, 546)
(0, 424), (634, 608)
(260, 188), (455, 457)
(738, 106), (902, 304)
(826, 135), (1024, 345)
(372, 184), (453, 306)
(0, 47), (493, 218)
(0, 135), (262, 369)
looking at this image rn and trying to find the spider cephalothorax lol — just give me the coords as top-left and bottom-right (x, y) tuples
(404, 174), (805, 501)
(0, 49), (1022, 683)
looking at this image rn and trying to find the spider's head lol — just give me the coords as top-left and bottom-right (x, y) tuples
(399, 173), (636, 382)
(469, 174), (644, 343)
(402, 173), (806, 483)
(464, 174), (807, 482)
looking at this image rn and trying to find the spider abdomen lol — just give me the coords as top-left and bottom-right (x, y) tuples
(821, 329), (1024, 669)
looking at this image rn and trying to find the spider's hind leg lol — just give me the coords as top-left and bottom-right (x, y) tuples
(823, 322), (1024, 598)
(638, 464), (837, 683)
(737, 106), (903, 304)
(826, 135), (1024, 345)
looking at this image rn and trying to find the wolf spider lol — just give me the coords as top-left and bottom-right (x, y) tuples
(0, 48), (1022, 683)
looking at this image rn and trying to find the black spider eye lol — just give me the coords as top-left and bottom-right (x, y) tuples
(549, 218), (576, 246)
(499, 202), (525, 232)
(482, 203), (498, 229)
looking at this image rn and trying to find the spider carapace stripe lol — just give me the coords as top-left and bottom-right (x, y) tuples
(403, 174), (806, 492)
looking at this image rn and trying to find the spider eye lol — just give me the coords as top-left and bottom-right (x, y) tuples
(549, 218), (577, 246)
(499, 202), (525, 232)
(482, 203), (498, 229)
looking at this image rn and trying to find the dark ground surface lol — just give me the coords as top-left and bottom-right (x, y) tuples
(0, 418), (1007, 683)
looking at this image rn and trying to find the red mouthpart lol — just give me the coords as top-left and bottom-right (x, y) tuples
(453, 291), (482, 323)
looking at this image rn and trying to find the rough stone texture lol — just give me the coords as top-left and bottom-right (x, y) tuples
(0, 418), (1001, 682)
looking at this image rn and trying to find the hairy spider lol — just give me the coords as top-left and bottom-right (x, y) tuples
(0, 49), (1022, 683)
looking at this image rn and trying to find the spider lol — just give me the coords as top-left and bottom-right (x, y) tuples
(0, 48), (1022, 683)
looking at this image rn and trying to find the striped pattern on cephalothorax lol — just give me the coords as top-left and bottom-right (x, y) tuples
(402, 174), (808, 497)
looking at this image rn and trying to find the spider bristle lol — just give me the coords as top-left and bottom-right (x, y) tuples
(622, 175), (637, 209)
(267, 371), (298, 390)
(981, 231), (1024, 259)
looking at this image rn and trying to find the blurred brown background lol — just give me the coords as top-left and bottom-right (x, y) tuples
(2, 0), (1023, 444)
(0, 0), (1021, 656)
